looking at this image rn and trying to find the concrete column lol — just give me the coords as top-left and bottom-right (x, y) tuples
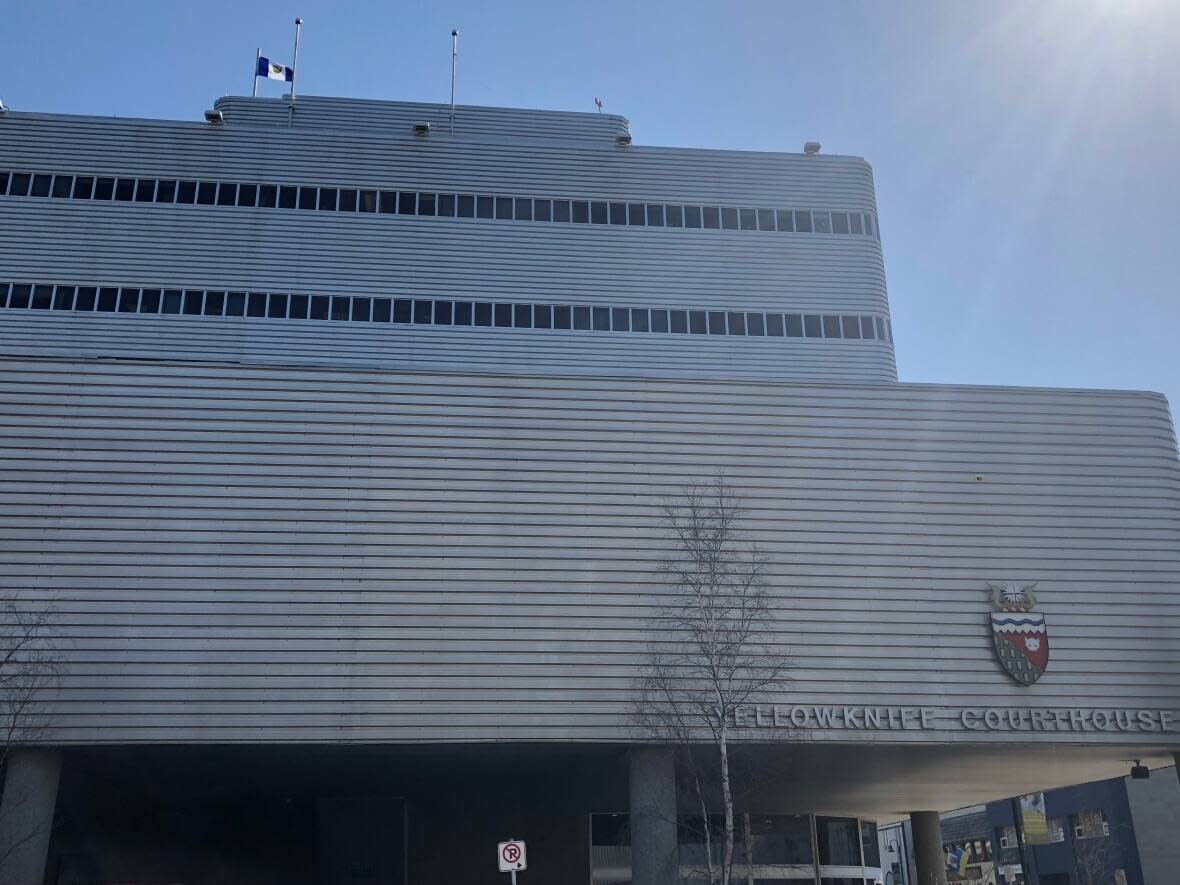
(0, 749), (61, 885)
(629, 746), (678, 885)
(910, 810), (948, 885)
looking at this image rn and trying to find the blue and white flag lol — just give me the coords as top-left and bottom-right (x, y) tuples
(256, 56), (294, 82)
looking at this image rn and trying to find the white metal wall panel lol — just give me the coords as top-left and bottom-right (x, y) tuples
(0, 357), (1177, 745)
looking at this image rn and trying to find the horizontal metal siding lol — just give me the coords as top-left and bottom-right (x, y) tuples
(0, 358), (1177, 744)
(0, 312), (897, 383)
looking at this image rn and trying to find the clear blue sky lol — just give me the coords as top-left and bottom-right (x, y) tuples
(4, 0), (1178, 415)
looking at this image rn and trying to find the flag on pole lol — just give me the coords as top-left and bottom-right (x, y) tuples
(256, 56), (294, 82)
(594, 97), (603, 112)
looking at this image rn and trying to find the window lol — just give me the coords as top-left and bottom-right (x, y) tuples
(757, 209), (776, 231)
(612, 202), (629, 225)
(290, 294), (310, 319)
(1045, 817), (1065, 844)
(631, 308), (649, 332)
(371, 298), (391, 323)
(265, 292), (287, 318)
(134, 179), (156, 202)
(703, 206), (721, 229)
(514, 303), (532, 327)
(31, 285), (54, 309)
(749, 814), (812, 864)
(399, 191), (417, 215)
(776, 208), (794, 232)
(336, 187), (355, 211)
(225, 291), (246, 316)
(746, 312), (765, 336)
(477, 195), (494, 218)
(533, 304), (551, 328)
(30, 175), (52, 197)
(768, 314), (786, 336)
(247, 292), (266, 317)
(553, 305), (571, 329)
(860, 821), (880, 867)
(495, 196), (512, 220)
(318, 188), (338, 211)
(73, 176), (94, 199)
(646, 204), (664, 226)
(665, 205), (683, 227)
(624, 203), (642, 225)
(1070, 810), (1109, 839)
(197, 182), (217, 205)
(816, 817), (861, 866)
(573, 306), (591, 330)
(494, 302), (512, 327)
(8, 173), (31, 196)
(297, 187), (317, 210)
(452, 301), (472, 325)
(590, 201), (608, 224)
(822, 315), (842, 338)
(160, 290), (181, 314)
(114, 178), (135, 201)
(434, 300), (453, 325)
(379, 191), (397, 214)
(217, 182), (237, 206)
(684, 205), (702, 228)
(721, 207), (740, 229)
(418, 193), (437, 216)
(794, 210), (813, 233)
(739, 208), (757, 230)
(841, 316), (861, 339)
(572, 200), (590, 224)
(473, 301), (492, 326)
(310, 295), (330, 320)
(670, 309), (688, 333)
(553, 200), (571, 222)
(157, 179), (177, 203)
(350, 297), (370, 322)
(708, 311), (726, 334)
(52, 175), (74, 199)
(204, 291), (225, 315)
(812, 210), (832, 233)
(94, 177), (115, 200)
(182, 290), (203, 315)
(533, 199), (550, 222)
(727, 312), (746, 335)
(611, 307), (629, 331)
(457, 194), (475, 217)
(117, 288), (139, 312)
(803, 314), (822, 337)
(592, 306), (610, 330)
(53, 286), (77, 310)
(832, 211), (851, 234)
(414, 299), (432, 324)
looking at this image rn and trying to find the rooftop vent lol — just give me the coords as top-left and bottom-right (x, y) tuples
(616, 131), (632, 147)
(412, 122), (431, 136)
(803, 141), (821, 155)
(203, 109), (224, 125)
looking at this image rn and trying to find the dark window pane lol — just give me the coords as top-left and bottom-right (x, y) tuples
(615, 203), (633, 225)
(513, 303), (532, 327)
(197, 182), (216, 205)
(318, 187), (338, 211)
(330, 296), (350, 321)
(267, 293), (288, 318)
(803, 315), (822, 337)
(116, 288), (138, 312)
(727, 312), (746, 334)
(0, 172), (8, 194)
(670, 310), (688, 333)
(553, 305), (572, 329)
(785, 314), (803, 337)
(739, 208), (757, 230)
(477, 196), (494, 218)
(278, 185), (298, 209)
(417, 193), (436, 216)
(457, 195), (475, 217)
(495, 196), (513, 220)
(776, 209), (794, 232)
(631, 308), (649, 332)
(216, 182), (237, 205)
(437, 194), (455, 216)
(553, 200), (571, 222)
(590, 201), (608, 224)
(861, 822), (880, 868)
(379, 191), (397, 214)
(650, 309), (669, 333)
(434, 300), (453, 325)
(832, 211), (850, 234)
(817, 817), (861, 866)
(841, 315), (861, 338)
(310, 295), (330, 320)
(611, 307), (630, 331)
(51, 175), (74, 198)
(573, 306), (591, 330)
(534, 304), (552, 328)
(31, 285), (53, 309)
(337, 188), (357, 212)
(867, 213), (878, 237)
(398, 191), (417, 215)
(204, 291), (225, 315)
(823, 315), (841, 337)
(689, 311), (707, 334)
(94, 177), (115, 200)
(140, 288), (161, 313)
(721, 207), (739, 230)
(414, 300), (432, 324)
(350, 297), (371, 322)
(757, 209), (776, 231)
(767, 314), (786, 336)
(160, 289), (182, 314)
(453, 301), (472, 325)
(7, 284), (30, 309)
(684, 206), (702, 228)
(225, 291), (246, 316)
(494, 303), (512, 327)
(533, 199), (551, 222)
(114, 178), (135, 201)
(514, 198), (532, 221)
(572, 201), (590, 224)
(746, 313), (765, 335)
(29, 174), (51, 197)
(473, 302), (492, 326)
(237, 183), (257, 207)
(794, 210), (813, 233)
(182, 291), (203, 315)
(850, 212), (864, 235)
(247, 292), (267, 317)
(75, 287), (98, 311)
(53, 286), (77, 310)
(703, 207), (721, 229)
(175, 180), (196, 203)
(813, 211), (832, 233)
(8, 173), (31, 196)
(73, 176), (94, 199)
(646, 204), (665, 226)
(289, 294), (310, 319)
(298, 186), (317, 210)
(156, 179), (177, 203)
(665, 205), (684, 227)
(134, 179), (155, 202)
(258, 184), (278, 208)
(860, 316), (876, 339)
(885, 318), (893, 343)
(371, 298), (391, 323)
(875, 316), (886, 340)
(97, 287), (119, 312)
(708, 311), (726, 334)
(750, 814), (813, 865)
(358, 190), (377, 212)
(592, 307), (610, 330)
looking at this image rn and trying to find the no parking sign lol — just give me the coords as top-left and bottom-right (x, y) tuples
(497, 839), (527, 872)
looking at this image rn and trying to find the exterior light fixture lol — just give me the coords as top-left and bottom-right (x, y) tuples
(203, 109), (224, 125)
(412, 122), (431, 136)
(1130, 760), (1149, 780)
(804, 141), (821, 155)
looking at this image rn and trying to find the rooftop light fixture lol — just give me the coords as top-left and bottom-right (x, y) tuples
(203, 109), (224, 125)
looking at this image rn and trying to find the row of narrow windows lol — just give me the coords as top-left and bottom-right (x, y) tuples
(0, 170), (880, 237)
(0, 282), (893, 342)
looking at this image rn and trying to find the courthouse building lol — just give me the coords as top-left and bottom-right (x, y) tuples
(0, 93), (1178, 885)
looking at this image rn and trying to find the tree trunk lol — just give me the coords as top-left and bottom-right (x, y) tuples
(719, 725), (734, 885)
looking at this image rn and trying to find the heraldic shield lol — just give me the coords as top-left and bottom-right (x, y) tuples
(989, 582), (1048, 686)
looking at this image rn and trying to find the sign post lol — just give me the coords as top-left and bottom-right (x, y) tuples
(497, 839), (527, 883)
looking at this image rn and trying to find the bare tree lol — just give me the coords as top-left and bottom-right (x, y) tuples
(1072, 825), (1128, 885)
(0, 593), (60, 872)
(634, 475), (792, 885)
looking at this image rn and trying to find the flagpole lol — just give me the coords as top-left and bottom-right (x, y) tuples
(449, 29), (458, 135)
(288, 17), (302, 128)
(252, 48), (260, 98)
